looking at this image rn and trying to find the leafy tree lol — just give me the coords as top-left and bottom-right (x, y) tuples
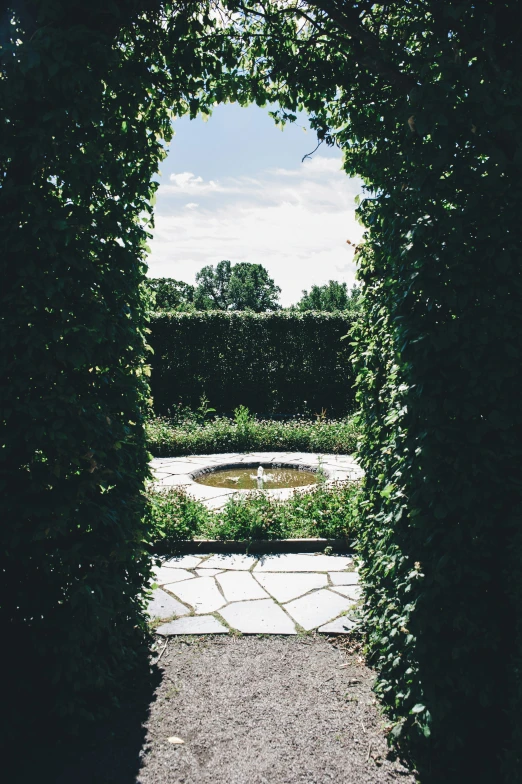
(194, 260), (281, 311)
(194, 260), (233, 310)
(227, 262), (281, 311)
(296, 281), (361, 313)
(146, 277), (195, 311)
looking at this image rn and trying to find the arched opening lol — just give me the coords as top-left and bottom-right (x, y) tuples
(2, 3), (521, 780)
(148, 102), (363, 305)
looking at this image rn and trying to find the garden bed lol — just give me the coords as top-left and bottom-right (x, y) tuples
(145, 418), (363, 554)
(146, 476), (360, 551)
(146, 411), (360, 457)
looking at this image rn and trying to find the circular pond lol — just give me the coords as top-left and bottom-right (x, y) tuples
(193, 464), (320, 490)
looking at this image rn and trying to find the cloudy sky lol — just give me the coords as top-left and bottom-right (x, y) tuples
(147, 103), (364, 307)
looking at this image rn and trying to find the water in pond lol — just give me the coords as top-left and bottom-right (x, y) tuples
(194, 466), (318, 490)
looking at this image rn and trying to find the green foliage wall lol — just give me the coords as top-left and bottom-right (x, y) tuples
(148, 311), (356, 416)
(0, 0), (239, 732)
(5, 3), (522, 778)
(348, 24), (522, 781)
(233, 1), (522, 779)
(0, 0), (166, 730)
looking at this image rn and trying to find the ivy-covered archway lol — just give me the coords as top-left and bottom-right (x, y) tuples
(2, 2), (521, 780)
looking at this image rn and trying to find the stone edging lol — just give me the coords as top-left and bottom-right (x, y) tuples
(190, 461), (328, 481)
(151, 451), (364, 509)
(154, 537), (355, 556)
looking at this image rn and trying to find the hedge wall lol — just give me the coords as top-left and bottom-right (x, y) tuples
(0, 0), (238, 738)
(148, 311), (357, 417)
(234, 2), (522, 779)
(0, 2), (166, 735)
(337, 7), (522, 782)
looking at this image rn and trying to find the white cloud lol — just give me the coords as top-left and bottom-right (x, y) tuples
(148, 157), (364, 306)
(270, 156), (344, 177)
(167, 171), (223, 194)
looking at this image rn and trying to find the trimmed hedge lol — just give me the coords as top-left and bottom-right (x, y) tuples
(148, 311), (356, 417)
(0, 1), (243, 737)
(341, 9), (522, 784)
(0, 3), (164, 734)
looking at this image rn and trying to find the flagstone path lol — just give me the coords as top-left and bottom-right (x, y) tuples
(150, 552), (361, 636)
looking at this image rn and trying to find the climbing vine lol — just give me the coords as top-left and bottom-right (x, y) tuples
(0, 0), (242, 731)
(228, 2), (522, 779)
(3, 4), (522, 780)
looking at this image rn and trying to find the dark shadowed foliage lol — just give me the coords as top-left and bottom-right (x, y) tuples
(148, 311), (356, 417)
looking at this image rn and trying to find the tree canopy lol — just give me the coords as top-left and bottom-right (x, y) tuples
(194, 260), (281, 312)
(146, 278), (195, 311)
(296, 281), (361, 313)
(147, 273), (364, 314)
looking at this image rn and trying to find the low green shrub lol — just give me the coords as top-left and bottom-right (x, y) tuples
(147, 485), (213, 549)
(146, 411), (360, 457)
(146, 481), (359, 546)
(210, 481), (359, 541)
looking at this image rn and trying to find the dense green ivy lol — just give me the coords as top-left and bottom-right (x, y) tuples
(0, 0), (163, 731)
(0, 0), (245, 731)
(3, 2), (522, 778)
(227, 2), (522, 779)
(149, 311), (357, 416)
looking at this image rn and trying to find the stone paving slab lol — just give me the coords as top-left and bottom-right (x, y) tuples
(148, 589), (190, 621)
(219, 599), (297, 634)
(195, 567), (223, 577)
(199, 553), (258, 571)
(156, 615), (229, 635)
(330, 585), (362, 601)
(152, 566), (194, 586)
(283, 589), (353, 631)
(151, 460), (213, 475)
(318, 616), (357, 634)
(149, 552), (361, 635)
(152, 476), (192, 488)
(168, 576), (227, 614)
(254, 553), (353, 572)
(216, 571), (269, 602)
(329, 571), (359, 585)
(254, 572), (328, 603)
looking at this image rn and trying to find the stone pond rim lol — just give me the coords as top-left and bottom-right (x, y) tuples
(191, 462), (326, 490)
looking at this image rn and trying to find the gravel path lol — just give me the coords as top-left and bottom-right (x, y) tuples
(138, 635), (415, 783)
(19, 635), (416, 783)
